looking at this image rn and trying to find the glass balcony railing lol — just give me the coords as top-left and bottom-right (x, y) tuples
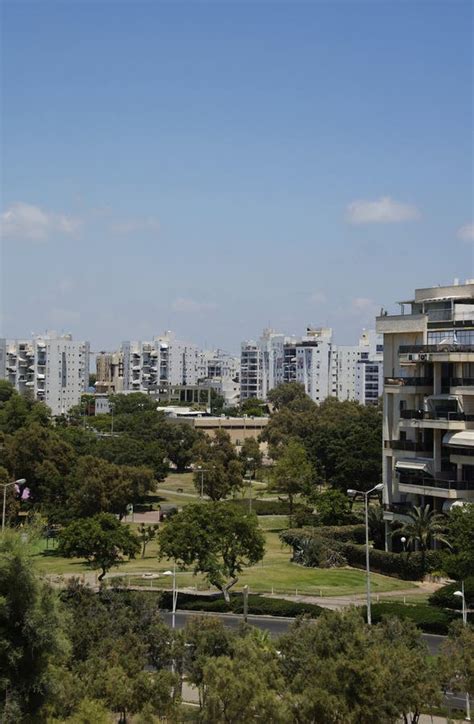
(400, 409), (474, 422)
(398, 474), (474, 491)
(385, 440), (432, 452)
(400, 344), (474, 354)
(385, 377), (433, 387)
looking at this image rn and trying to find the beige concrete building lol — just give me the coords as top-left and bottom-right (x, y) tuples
(377, 280), (474, 548)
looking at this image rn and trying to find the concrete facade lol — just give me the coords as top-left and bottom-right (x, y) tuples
(377, 280), (474, 548)
(1, 332), (90, 415)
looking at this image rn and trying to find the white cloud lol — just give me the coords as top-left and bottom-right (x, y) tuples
(172, 297), (217, 314)
(1, 202), (81, 241)
(309, 291), (327, 304)
(346, 196), (421, 224)
(110, 216), (160, 235)
(457, 222), (474, 242)
(352, 297), (373, 310)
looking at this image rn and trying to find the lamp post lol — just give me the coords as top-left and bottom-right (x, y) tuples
(454, 583), (471, 721)
(1, 478), (26, 532)
(401, 536), (407, 552)
(197, 466), (207, 500)
(247, 457), (254, 513)
(164, 564), (177, 629)
(347, 483), (384, 625)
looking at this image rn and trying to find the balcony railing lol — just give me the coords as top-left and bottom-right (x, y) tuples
(383, 502), (414, 514)
(398, 475), (474, 491)
(385, 440), (432, 452)
(400, 344), (474, 354)
(450, 378), (474, 386)
(400, 409), (474, 422)
(385, 377), (433, 387)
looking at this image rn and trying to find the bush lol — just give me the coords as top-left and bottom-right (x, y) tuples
(159, 591), (324, 618)
(428, 576), (474, 610)
(281, 525), (367, 549)
(342, 544), (442, 581)
(370, 602), (458, 634)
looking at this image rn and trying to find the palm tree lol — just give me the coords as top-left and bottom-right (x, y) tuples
(396, 504), (449, 569)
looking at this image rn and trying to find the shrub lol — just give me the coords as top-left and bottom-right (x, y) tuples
(428, 576), (474, 610)
(342, 544), (442, 581)
(369, 602), (458, 634)
(159, 591), (324, 618)
(280, 525), (366, 549)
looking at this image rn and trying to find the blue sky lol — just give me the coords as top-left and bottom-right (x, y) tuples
(2, 0), (473, 353)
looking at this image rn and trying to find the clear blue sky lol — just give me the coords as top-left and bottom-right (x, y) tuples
(2, 0), (473, 353)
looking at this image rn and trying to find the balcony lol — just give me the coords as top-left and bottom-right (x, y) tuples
(385, 376), (433, 388)
(398, 473), (474, 492)
(450, 378), (474, 387)
(400, 409), (474, 422)
(385, 440), (432, 453)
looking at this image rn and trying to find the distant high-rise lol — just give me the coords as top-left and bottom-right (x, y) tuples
(0, 332), (90, 415)
(240, 327), (382, 405)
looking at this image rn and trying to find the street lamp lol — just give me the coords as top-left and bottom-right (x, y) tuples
(400, 536), (407, 552)
(163, 564), (177, 630)
(196, 466), (207, 500)
(454, 582), (470, 721)
(246, 457), (254, 513)
(347, 483), (384, 625)
(1, 478), (26, 532)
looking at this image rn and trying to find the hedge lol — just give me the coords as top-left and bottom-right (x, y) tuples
(159, 591), (324, 618)
(369, 602), (459, 635)
(428, 576), (474, 610)
(281, 525), (367, 548)
(342, 543), (442, 581)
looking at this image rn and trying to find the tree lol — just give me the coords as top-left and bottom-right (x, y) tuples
(2, 422), (76, 510)
(310, 488), (356, 526)
(442, 503), (474, 579)
(278, 609), (439, 724)
(239, 398), (268, 417)
(395, 504), (449, 569)
(183, 616), (233, 704)
(267, 382), (313, 411)
(158, 502), (265, 601)
(192, 430), (243, 500)
(239, 438), (263, 476)
(201, 634), (287, 723)
(0, 530), (69, 720)
(93, 435), (168, 481)
(0, 379), (16, 403)
(269, 439), (313, 518)
(438, 622), (474, 702)
(137, 522), (159, 558)
(58, 513), (140, 580)
(66, 456), (156, 520)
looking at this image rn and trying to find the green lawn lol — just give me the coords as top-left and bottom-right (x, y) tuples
(34, 529), (414, 597)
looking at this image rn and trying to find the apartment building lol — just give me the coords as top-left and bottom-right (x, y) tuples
(95, 351), (124, 394)
(0, 332), (90, 415)
(240, 326), (382, 405)
(376, 280), (474, 548)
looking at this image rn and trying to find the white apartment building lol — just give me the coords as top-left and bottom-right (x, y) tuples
(240, 327), (382, 405)
(377, 280), (474, 548)
(197, 349), (240, 406)
(0, 332), (90, 415)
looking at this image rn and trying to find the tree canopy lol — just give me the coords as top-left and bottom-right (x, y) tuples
(158, 502), (265, 600)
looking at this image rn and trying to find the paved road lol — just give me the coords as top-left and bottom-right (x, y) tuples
(161, 610), (446, 654)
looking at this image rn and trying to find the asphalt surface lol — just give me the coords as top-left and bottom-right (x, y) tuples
(161, 610), (446, 654)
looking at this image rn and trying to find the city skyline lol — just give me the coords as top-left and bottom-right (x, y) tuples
(2, 2), (472, 352)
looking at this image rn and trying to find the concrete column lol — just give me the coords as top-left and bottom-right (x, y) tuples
(433, 429), (441, 472)
(457, 463), (463, 483)
(433, 363), (442, 395)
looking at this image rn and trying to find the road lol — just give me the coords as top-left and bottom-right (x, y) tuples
(161, 610), (446, 655)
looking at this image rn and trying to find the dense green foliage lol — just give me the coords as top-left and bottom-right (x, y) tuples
(158, 502), (265, 601)
(58, 513), (140, 580)
(192, 429), (244, 500)
(261, 393), (382, 492)
(159, 590), (324, 618)
(370, 602), (460, 634)
(428, 577), (474, 610)
(441, 504), (474, 579)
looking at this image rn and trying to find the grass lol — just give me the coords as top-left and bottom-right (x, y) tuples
(32, 479), (417, 597)
(35, 529), (415, 597)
